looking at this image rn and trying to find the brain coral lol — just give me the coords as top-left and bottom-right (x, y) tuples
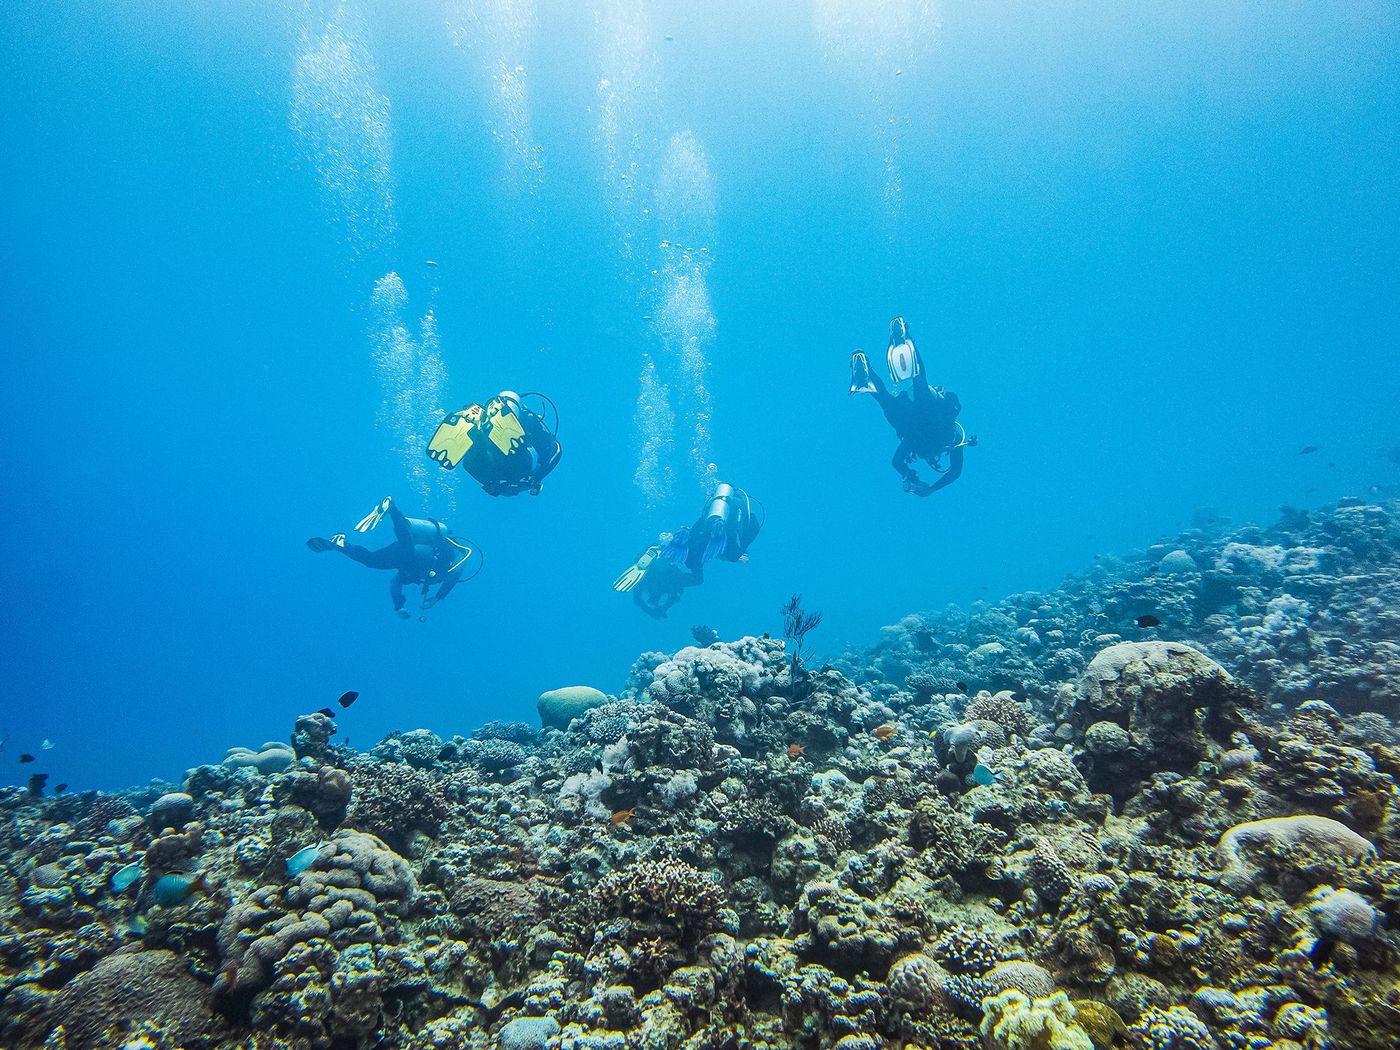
(1216, 815), (1377, 893)
(52, 949), (214, 1050)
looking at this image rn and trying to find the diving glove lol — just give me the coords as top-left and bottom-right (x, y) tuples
(356, 497), (393, 533)
(613, 546), (659, 593)
(849, 351), (876, 395)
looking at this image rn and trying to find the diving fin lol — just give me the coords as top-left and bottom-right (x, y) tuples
(886, 317), (923, 385)
(849, 351), (876, 394)
(614, 546), (659, 593)
(355, 497), (392, 534)
(307, 534), (347, 553)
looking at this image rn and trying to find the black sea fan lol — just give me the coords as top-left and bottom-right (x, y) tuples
(781, 594), (823, 663)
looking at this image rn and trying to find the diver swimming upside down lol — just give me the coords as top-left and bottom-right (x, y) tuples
(851, 316), (976, 496)
(307, 496), (480, 619)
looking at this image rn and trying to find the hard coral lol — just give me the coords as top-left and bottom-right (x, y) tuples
(596, 857), (724, 941)
(966, 691), (1034, 738)
(50, 950), (214, 1050)
(346, 759), (448, 849)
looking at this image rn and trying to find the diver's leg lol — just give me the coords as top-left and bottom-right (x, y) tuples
(911, 367), (932, 401)
(340, 543), (403, 570)
(387, 503), (412, 545)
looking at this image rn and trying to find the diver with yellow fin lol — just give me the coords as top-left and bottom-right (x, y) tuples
(613, 483), (763, 618)
(307, 497), (481, 619)
(850, 316), (975, 496)
(426, 390), (561, 496)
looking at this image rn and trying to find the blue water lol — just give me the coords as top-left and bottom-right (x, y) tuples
(3, 1), (1397, 789)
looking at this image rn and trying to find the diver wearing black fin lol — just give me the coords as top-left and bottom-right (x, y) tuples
(851, 316), (975, 496)
(307, 496), (481, 618)
(613, 484), (764, 617)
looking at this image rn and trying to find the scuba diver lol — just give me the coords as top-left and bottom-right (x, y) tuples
(307, 496), (481, 619)
(426, 390), (561, 496)
(850, 316), (975, 496)
(614, 483), (763, 617)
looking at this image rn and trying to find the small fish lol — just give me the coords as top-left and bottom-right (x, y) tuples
(55, 783), (68, 794)
(786, 744), (806, 758)
(337, 691), (359, 709)
(111, 862), (143, 892)
(956, 682), (968, 693)
(27, 773), (48, 795)
(1300, 445), (1319, 455)
(1136, 615), (1162, 628)
(41, 739), (54, 750)
(872, 725), (898, 741)
(150, 872), (206, 907)
(123, 914), (149, 938)
(286, 844), (323, 878)
(609, 808), (636, 826)
(316, 707), (336, 718)
(972, 763), (999, 786)
(425, 259), (438, 267)
(19, 754), (34, 764)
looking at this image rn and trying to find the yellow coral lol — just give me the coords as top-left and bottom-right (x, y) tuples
(980, 990), (1096, 1050)
(1070, 1000), (1127, 1049)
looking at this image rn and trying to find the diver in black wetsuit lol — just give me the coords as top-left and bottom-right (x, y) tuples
(307, 497), (478, 618)
(479, 391), (562, 497)
(851, 317), (975, 496)
(613, 484), (763, 617)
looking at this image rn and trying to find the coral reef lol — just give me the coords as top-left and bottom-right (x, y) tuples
(3, 497), (1400, 1050)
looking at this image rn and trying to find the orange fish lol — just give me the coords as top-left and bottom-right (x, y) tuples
(873, 725), (898, 740)
(610, 809), (636, 826)
(787, 744), (806, 758)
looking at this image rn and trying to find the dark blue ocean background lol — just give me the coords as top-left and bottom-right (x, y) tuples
(2, 1), (1397, 789)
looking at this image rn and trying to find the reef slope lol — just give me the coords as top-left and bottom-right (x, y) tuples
(3, 499), (1400, 1050)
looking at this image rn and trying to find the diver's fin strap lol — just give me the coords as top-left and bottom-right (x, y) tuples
(355, 498), (392, 533)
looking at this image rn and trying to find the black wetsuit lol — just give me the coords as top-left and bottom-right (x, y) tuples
(483, 407), (562, 496)
(869, 368), (964, 494)
(335, 504), (468, 613)
(632, 558), (702, 619)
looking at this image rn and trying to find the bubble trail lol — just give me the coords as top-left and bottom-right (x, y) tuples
(812, 0), (937, 227)
(447, 0), (544, 194)
(369, 273), (455, 507)
(289, 0), (397, 256)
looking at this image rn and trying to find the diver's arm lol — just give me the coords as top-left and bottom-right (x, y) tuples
(633, 588), (667, 619)
(927, 446), (964, 494)
(891, 438), (920, 482)
(390, 575), (407, 613)
(533, 439), (561, 483)
(433, 573), (459, 604)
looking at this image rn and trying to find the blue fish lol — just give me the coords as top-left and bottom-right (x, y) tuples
(286, 845), (323, 878)
(972, 763), (999, 786)
(150, 872), (205, 906)
(110, 862), (143, 893)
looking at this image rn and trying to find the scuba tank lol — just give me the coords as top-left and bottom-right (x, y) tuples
(698, 484), (764, 562)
